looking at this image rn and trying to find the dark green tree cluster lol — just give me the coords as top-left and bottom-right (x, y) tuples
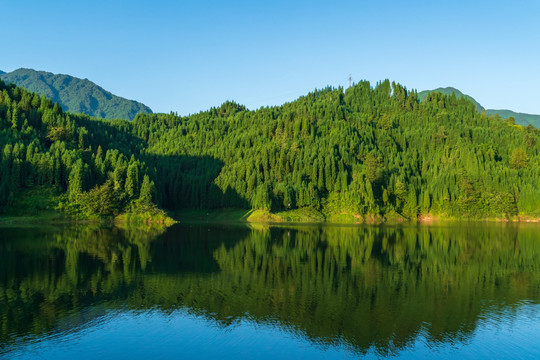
(133, 81), (540, 219)
(1, 78), (539, 219)
(0, 80), (156, 217)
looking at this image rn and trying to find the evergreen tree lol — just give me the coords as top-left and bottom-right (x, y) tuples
(0, 78), (539, 220)
(139, 175), (154, 205)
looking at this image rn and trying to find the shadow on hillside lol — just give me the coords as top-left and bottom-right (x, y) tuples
(75, 115), (148, 154)
(74, 114), (250, 211)
(147, 154), (251, 210)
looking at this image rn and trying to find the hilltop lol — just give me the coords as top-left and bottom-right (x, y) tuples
(0, 79), (539, 223)
(418, 87), (485, 112)
(419, 86), (540, 128)
(0, 68), (152, 120)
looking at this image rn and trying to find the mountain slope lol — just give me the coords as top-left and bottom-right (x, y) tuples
(418, 86), (539, 128)
(485, 109), (540, 128)
(418, 87), (485, 112)
(1, 78), (539, 222)
(0, 68), (152, 120)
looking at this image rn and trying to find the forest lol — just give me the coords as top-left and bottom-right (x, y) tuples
(0, 78), (539, 222)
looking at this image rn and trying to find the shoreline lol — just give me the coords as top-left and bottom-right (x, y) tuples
(172, 209), (540, 226)
(1, 208), (539, 227)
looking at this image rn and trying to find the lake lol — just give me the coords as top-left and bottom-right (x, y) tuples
(0, 222), (539, 359)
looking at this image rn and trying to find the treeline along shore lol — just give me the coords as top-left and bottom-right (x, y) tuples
(0, 79), (539, 224)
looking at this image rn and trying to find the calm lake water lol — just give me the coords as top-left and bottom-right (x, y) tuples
(0, 223), (539, 359)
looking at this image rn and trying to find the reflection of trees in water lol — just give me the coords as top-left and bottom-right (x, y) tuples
(0, 224), (538, 354)
(0, 225), (165, 346)
(208, 225), (539, 354)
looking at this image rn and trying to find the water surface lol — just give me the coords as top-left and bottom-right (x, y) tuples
(0, 223), (539, 359)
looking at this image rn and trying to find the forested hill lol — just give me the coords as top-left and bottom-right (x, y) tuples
(1, 79), (539, 222)
(485, 109), (540, 129)
(418, 87), (485, 112)
(0, 68), (152, 121)
(419, 87), (540, 128)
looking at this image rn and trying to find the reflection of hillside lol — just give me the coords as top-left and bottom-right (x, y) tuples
(0, 226), (165, 345)
(207, 225), (540, 354)
(0, 224), (539, 355)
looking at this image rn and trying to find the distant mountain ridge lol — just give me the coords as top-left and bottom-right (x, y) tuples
(418, 87), (485, 113)
(418, 86), (539, 128)
(484, 109), (540, 128)
(0, 68), (152, 120)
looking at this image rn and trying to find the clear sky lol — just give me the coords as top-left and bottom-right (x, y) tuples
(1, 0), (539, 115)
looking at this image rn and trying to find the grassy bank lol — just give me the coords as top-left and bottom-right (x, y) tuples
(175, 207), (398, 224)
(0, 186), (176, 227)
(173, 207), (540, 225)
(174, 208), (323, 223)
(2, 188), (537, 226)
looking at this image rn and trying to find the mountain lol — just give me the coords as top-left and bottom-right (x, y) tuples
(418, 87), (540, 128)
(485, 109), (540, 128)
(417, 87), (485, 112)
(0, 68), (152, 120)
(0, 70), (5, 75)
(1, 78), (539, 222)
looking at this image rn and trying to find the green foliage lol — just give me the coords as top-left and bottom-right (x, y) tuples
(78, 179), (119, 216)
(68, 159), (87, 201)
(486, 109), (540, 128)
(418, 87), (485, 112)
(1, 78), (540, 221)
(138, 174), (155, 205)
(419, 87), (540, 128)
(1, 186), (62, 217)
(510, 148), (529, 169)
(0, 68), (152, 120)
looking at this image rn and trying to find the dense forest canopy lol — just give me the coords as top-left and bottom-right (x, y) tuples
(0, 78), (539, 220)
(418, 87), (485, 112)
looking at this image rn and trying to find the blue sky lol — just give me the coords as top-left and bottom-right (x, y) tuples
(1, 0), (539, 115)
